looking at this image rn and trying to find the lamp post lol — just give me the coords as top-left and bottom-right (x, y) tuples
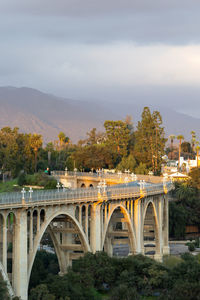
(65, 167), (68, 176)
(56, 182), (60, 192)
(21, 188), (26, 199)
(131, 173), (135, 181)
(118, 171), (122, 181)
(29, 187), (33, 199)
(21, 188), (26, 205)
(102, 180), (107, 193)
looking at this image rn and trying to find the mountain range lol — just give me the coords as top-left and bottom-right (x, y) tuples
(0, 86), (199, 143)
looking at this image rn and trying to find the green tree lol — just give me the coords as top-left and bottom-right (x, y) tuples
(191, 130), (196, 153)
(169, 134), (176, 160)
(0, 278), (10, 300)
(177, 135), (184, 171)
(29, 284), (55, 300)
(104, 120), (131, 157)
(116, 154), (137, 172)
(30, 134), (43, 172)
(58, 132), (69, 150)
(0, 127), (19, 176)
(134, 107), (166, 174)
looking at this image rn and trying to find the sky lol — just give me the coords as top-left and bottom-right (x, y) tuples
(1, 0), (200, 117)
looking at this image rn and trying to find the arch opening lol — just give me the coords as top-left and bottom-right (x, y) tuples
(81, 183), (86, 188)
(28, 212), (90, 292)
(143, 202), (159, 257)
(103, 205), (135, 257)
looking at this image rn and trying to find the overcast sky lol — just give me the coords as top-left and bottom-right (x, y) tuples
(1, 0), (200, 116)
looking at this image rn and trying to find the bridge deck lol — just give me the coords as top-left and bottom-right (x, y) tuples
(0, 181), (174, 209)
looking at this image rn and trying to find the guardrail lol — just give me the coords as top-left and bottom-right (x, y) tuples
(0, 181), (174, 208)
(51, 170), (165, 183)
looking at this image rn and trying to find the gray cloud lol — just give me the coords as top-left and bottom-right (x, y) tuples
(1, 0), (200, 118)
(1, 0), (200, 17)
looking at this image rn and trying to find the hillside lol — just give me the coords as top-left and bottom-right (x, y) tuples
(0, 87), (118, 142)
(0, 86), (199, 143)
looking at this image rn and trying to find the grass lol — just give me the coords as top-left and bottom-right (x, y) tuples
(0, 179), (21, 193)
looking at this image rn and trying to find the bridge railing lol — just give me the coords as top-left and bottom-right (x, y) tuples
(0, 181), (174, 207)
(52, 170), (141, 181)
(51, 170), (165, 183)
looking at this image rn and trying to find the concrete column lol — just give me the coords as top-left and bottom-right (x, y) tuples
(154, 199), (162, 262)
(3, 222), (7, 272)
(104, 205), (107, 224)
(85, 205), (88, 239)
(104, 236), (113, 256)
(29, 212), (33, 253)
(90, 204), (101, 253)
(127, 201), (130, 212)
(130, 201), (133, 220)
(14, 211), (28, 300)
(163, 196), (170, 255)
(134, 198), (142, 254)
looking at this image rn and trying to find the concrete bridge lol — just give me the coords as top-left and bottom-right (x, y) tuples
(0, 171), (173, 300)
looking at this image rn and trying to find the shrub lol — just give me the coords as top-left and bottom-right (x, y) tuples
(17, 173), (26, 186)
(188, 243), (195, 252)
(44, 179), (57, 190)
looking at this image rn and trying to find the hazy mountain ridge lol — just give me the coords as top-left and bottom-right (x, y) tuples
(0, 86), (199, 143)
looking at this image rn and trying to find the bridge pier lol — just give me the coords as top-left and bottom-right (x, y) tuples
(14, 211), (28, 300)
(90, 204), (101, 253)
(134, 199), (143, 254)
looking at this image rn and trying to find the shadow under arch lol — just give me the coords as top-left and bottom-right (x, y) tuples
(142, 199), (160, 255)
(102, 203), (136, 255)
(28, 210), (91, 284)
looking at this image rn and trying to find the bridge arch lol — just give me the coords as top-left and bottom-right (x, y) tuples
(102, 203), (136, 255)
(28, 209), (91, 283)
(142, 199), (160, 256)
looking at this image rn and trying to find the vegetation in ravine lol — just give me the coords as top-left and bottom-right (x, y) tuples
(26, 251), (200, 300)
(169, 168), (200, 239)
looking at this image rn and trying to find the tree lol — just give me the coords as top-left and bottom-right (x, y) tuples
(191, 130), (196, 153)
(196, 142), (200, 167)
(30, 134), (43, 172)
(29, 284), (55, 300)
(116, 154), (137, 172)
(104, 120), (131, 157)
(181, 141), (192, 156)
(0, 278), (9, 300)
(134, 107), (166, 174)
(177, 135), (184, 171)
(0, 127), (19, 176)
(169, 135), (176, 160)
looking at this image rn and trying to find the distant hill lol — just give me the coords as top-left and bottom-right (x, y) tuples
(0, 86), (199, 143)
(0, 86), (119, 142)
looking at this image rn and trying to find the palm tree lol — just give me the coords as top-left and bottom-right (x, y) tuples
(176, 182), (195, 202)
(169, 134), (176, 160)
(58, 132), (66, 149)
(177, 135), (184, 171)
(190, 131), (196, 155)
(30, 134), (43, 172)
